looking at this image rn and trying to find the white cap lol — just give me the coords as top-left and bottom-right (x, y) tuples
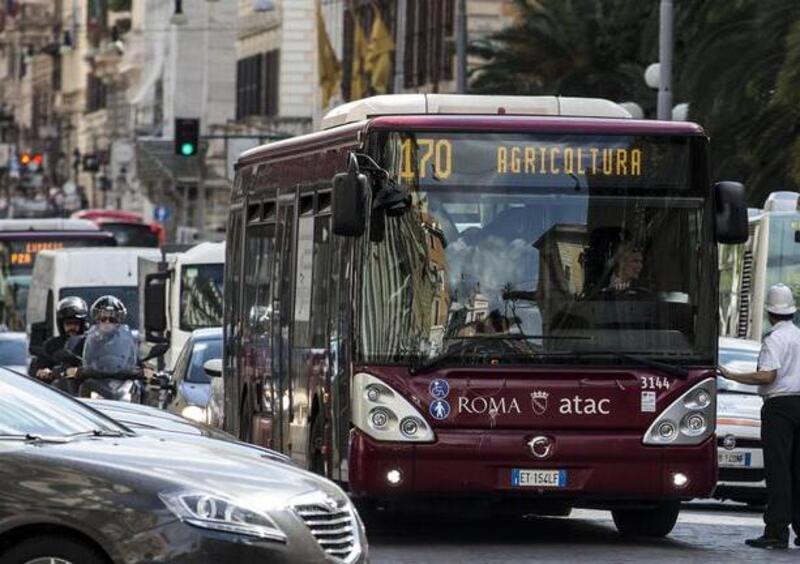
(766, 283), (797, 315)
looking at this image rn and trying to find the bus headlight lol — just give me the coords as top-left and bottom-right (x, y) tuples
(644, 378), (715, 446)
(353, 373), (435, 443)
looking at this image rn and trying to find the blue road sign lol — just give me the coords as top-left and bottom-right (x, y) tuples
(154, 205), (171, 223)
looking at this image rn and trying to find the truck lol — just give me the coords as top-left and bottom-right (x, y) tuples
(138, 241), (225, 370)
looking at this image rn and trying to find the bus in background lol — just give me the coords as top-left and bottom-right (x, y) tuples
(719, 191), (800, 340)
(0, 218), (116, 330)
(223, 94), (748, 536)
(139, 242), (225, 370)
(72, 209), (166, 247)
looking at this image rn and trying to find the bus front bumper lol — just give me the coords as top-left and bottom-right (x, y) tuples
(348, 428), (716, 502)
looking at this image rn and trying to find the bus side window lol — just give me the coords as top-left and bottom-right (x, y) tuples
(224, 209), (243, 380)
(310, 216), (331, 348)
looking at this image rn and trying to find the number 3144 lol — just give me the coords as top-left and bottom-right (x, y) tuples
(641, 376), (670, 391)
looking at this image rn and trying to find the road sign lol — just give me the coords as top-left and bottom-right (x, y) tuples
(154, 205), (171, 223)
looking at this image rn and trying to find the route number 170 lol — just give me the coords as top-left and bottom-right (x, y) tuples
(400, 139), (453, 181)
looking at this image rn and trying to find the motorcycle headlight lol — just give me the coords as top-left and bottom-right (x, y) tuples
(160, 492), (286, 542)
(181, 405), (208, 423)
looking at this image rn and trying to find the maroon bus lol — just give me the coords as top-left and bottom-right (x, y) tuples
(224, 95), (747, 536)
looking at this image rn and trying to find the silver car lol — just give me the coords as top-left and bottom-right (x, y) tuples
(715, 337), (764, 505)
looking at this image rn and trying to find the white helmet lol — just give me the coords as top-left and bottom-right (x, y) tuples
(766, 283), (797, 315)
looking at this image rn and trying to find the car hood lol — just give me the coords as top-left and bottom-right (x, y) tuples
(82, 398), (226, 438)
(5, 433), (342, 509)
(178, 381), (211, 407)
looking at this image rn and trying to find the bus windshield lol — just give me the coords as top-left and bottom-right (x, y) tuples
(180, 263), (224, 331)
(763, 213), (800, 326)
(359, 131), (715, 366)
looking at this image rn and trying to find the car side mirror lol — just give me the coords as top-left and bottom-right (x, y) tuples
(142, 343), (169, 363)
(714, 181), (748, 244)
(203, 358), (222, 379)
(332, 153), (370, 237)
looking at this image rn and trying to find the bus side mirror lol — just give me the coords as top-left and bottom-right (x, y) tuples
(332, 153), (369, 237)
(714, 181), (748, 244)
(144, 272), (168, 343)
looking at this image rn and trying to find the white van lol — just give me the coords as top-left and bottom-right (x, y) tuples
(27, 247), (162, 340)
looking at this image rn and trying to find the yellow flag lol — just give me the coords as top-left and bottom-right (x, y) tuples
(350, 12), (368, 100)
(317, 0), (342, 109)
(365, 5), (395, 95)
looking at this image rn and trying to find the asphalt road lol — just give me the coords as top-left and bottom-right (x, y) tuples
(368, 502), (797, 563)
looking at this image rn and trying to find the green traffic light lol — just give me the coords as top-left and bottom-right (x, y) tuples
(180, 142), (195, 156)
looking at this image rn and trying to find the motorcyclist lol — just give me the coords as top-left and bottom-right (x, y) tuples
(65, 295), (139, 399)
(29, 296), (89, 383)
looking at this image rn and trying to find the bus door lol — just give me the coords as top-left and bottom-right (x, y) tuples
(240, 219), (275, 445)
(272, 198), (296, 454)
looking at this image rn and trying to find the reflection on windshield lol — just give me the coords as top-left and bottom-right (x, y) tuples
(359, 133), (714, 366)
(180, 264), (224, 331)
(0, 372), (122, 436)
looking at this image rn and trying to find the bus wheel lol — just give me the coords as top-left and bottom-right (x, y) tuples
(611, 501), (680, 537)
(309, 414), (324, 475)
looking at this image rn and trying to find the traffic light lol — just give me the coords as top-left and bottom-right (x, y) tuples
(175, 118), (200, 157)
(19, 152), (43, 170)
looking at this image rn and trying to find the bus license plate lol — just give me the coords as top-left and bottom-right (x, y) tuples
(511, 469), (567, 487)
(718, 452), (751, 467)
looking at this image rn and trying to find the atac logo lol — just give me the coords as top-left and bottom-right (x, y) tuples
(530, 390), (549, 415)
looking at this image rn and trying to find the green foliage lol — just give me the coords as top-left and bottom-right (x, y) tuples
(109, 0), (131, 12)
(470, 0), (800, 205)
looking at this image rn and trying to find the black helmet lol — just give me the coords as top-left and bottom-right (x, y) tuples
(56, 296), (89, 335)
(90, 295), (127, 324)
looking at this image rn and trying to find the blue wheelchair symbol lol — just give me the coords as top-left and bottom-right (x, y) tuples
(429, 378), (449, 399)
(429, 399), (451, 420)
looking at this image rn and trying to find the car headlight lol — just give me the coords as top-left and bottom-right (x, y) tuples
(160, 491), (286, 542)
(181, 405), (208, 423)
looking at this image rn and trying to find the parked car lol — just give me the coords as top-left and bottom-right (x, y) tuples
(0, 368), (368, 564)
(0, 332), (28, 373)
(163, 327), (223, 426)
(714, 337), (765, 505)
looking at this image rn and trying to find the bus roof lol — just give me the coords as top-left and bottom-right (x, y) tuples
(0, 218), (100, 232)
(180, 241), (225, 265)
(321, 94), (632, 130)
(72, 209), (144, 223)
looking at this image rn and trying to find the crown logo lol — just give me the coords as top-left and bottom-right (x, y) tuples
(530, 390), (549, 415)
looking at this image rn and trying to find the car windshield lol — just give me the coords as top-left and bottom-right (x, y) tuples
(0, 369), (125, 436)
(187, 338), (223, 383)
(359, 131), (716, 367)
(180, 263), (224, 331)
(0, 336), (28, 366)
(718, 348), (760, 395)
(61, 286), (140, 330)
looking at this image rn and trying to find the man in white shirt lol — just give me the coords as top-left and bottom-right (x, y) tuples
(721, 283), (800, 549)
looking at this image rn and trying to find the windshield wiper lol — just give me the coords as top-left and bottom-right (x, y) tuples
(0, 433), (70, 444)
(561, 351), (689, 378)
(67, 429), (128, 439)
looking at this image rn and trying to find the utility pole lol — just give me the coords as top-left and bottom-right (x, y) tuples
(394, 0), (407, 93)
(657, 0), (673, 120)
(455, 0), (468, 94)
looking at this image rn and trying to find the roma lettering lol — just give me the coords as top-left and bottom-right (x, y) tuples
(558, 396), (611, 415)
(497, 146), (642, 177)
(458, 396), (522, 415)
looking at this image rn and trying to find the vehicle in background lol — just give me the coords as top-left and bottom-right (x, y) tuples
(0, 367), (368, 564)
(139, 241), (224, 370)
(0, 218), (116, 330)
(715, 337), (765, 505)
(0, 332), (28, 373)
(26, 247), (161, 346)
(162, 327), (223, 425)
(72, 208), (166, 247)
(720, 191), (800, 340)
(224, 93), (748, 537)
